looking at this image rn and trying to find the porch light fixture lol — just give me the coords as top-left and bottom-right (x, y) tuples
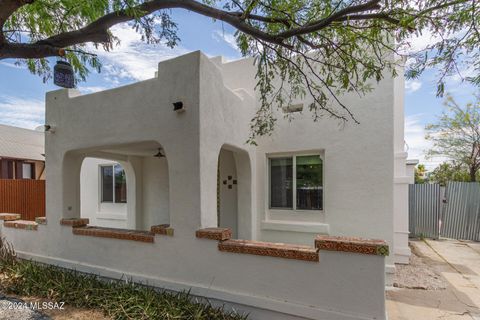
(153, 148), (165, 158)
(44, 124), (56, 134)
(173, 101), (185, 112)
(54, 61), (75, 89)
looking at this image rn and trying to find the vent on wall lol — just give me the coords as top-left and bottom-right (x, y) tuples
(282, 103), (303, 113)
(173, 101), (185, 112)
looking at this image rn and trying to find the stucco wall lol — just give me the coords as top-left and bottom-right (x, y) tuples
(141, 156), (169, 229)
(214, 56), (397, 274)
(392, 62), (411, 265)
(0, 51), (392, 320)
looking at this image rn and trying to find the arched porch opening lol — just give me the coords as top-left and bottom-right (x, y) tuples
(63, 141), (170, 231)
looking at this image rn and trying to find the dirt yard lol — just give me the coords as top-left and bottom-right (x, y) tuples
(387, 239), (480, 320)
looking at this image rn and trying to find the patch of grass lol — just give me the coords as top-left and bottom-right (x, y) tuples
(0, 238), (248, 320)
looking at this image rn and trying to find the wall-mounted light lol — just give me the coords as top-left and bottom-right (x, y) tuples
(153, 148), (165, 158)
(173, 101), (185, 113)
(44, 125), (56, 134)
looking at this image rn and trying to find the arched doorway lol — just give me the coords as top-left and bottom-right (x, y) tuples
(217, 148), (238, 237)
(216, 145), (252, 239)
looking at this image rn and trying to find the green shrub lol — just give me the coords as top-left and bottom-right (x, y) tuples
(0, 238), (247, 320)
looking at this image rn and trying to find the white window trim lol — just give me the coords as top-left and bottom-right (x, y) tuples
(267, 151), (324, 216)
(99, 164), (127, 204)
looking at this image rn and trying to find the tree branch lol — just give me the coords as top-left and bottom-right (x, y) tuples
(0, 0), (403, 60)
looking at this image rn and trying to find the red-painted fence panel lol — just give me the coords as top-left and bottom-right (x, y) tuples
(0, 179), (45, 221)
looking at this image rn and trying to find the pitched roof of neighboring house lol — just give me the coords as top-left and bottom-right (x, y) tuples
(0, 124), (44, 161)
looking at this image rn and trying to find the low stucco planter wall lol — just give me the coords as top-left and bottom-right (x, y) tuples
(1, 223), (387, 320)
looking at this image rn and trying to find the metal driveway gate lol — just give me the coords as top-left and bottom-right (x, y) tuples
(442, 182), (480, 241)
(409, 184), (441, 239)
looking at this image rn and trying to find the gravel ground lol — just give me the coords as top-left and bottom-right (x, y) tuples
(0, 295), (50, 320)
(392, 243), (447, 290)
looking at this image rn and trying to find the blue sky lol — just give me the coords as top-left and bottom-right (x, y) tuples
(0, 11), (477, 171)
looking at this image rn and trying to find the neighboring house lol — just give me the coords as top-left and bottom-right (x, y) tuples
(0, 124), (45, 180)
(406, 159), (420, 184)
(1, 51), (411, 320)
(0, 124), (130, 226)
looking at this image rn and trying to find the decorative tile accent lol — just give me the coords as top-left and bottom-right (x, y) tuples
(60, 218), (89, 227)
(315, 235), (389, 256)
(35, 217), (47, 225)
(72, 226), (154, 243)
(4, 220), (38, 231)
(196, 228), (232, 241)
(0, 213), (21, 221)
(151, 224), (174, 236)
(218, 239), (319, 262)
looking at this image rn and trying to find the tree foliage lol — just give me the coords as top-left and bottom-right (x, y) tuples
(0, 0), (479, 140)
(414, 163), (426, 184)
(428, 161), (476, 186)
(426, 94), (480, 182)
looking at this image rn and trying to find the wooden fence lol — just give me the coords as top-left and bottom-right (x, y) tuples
(0, 179), (45, 221)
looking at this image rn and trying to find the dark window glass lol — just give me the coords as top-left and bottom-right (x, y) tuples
(114, 165), (127, 203)
(270, 157), (293, 208)
(7, 160), (14, 179)
(101, 166), (113, 202)
(296, 155), (323, 210)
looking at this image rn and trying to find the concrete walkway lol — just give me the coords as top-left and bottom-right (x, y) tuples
(387, 239), (480, 320)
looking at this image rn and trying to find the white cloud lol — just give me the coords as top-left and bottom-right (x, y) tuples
(0, 95), (45, 129)
(0, 61), (26, 69)
(212, 30), (238, 51)
(401, 30), (439, 54)
(77, 86), (109, 94)
(89, 24), (190, 82)
(405, 79), (422, 93)
(405, 114), (447, 171)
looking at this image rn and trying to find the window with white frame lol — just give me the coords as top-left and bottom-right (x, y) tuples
(269, 154), (323, 211)
(100, 164), (127, 203)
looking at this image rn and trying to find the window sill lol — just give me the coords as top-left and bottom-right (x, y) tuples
(269, 208), (323, 214)
(267, 209), (325, 223)
(95, 213), (127, 220)
(261, 220), (329, 234)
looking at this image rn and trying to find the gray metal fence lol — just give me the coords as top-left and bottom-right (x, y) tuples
(409, 182), (480, 241)
(442, 182), (480, 241)
(409, 184), (441, 239)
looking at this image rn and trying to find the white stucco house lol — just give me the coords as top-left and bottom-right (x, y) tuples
(0, 50), (412, 320)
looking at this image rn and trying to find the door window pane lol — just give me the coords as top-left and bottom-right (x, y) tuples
(114, 165), (127, 203)
(101, 166), (113, 202)
(270, 157), (293, 208)
(22, 163), (32, 179)
(296, 155), (323, 210)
